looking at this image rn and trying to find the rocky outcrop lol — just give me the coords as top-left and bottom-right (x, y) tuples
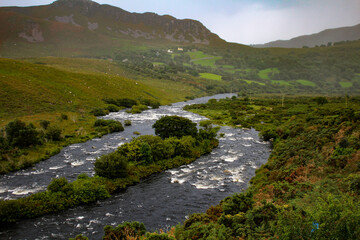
(18, 21), (44, 43)
(55, 14), (80, 27)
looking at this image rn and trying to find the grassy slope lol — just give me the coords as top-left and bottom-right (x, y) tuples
(0, 57), (201, 121)
(0, 57), (205, 173)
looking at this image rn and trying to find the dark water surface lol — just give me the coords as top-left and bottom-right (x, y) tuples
(0, 94), (270, 239)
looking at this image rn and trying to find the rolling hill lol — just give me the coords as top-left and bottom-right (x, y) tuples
(255, 23), (360, 48)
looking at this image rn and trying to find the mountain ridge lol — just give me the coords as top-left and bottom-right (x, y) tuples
(0, 0), (227, 57)
(254, 23), (360, 48)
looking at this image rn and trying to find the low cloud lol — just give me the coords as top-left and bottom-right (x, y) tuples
(201, 0), (360, 44)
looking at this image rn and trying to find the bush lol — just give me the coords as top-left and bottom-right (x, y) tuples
(106, 104), (120, 112)
(60, 114), (68, 120)
(45, 125), (62, 141)
(116, 98), (137, 108)
(90, 108), (109, 116)
(152, 116), (198, 139)
(94, 119), (124, 133)
(124, 120), (132, 126)
(39, 120), (50, 129)
(94, 152), (128, 179)
(47, 177), (69, 193)
(103, 222), (146, 240)
(5, 120), (40, 148)
(129, 104), (148, 114)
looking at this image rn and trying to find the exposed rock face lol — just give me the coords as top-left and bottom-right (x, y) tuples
(18, 21), (44, 43)
(50, 0), (214, 44)
(55, 14), (80, 27)
(88, 21), (98, 30)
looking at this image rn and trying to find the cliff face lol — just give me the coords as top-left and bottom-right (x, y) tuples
(0, 0), (223, 55)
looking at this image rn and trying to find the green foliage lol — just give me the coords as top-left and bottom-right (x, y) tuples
(221, 192), (254, 215)
(69, 234), (88, 240)
(128, 104), (148, 114)
(90, 108), (109, 117)
(139, 98), (161, 109)
(313, 96), (328, 105)
(94, 152), (128, 179)
(47, 177), (69, 193)
(106, 104), (120, 112)
(5, 120), (40, 148)
(103, 221), (146, 240)
(182, 96), (360, 239)
(45, 125), (62, 141)
(60, 113), (68, 120)
(124, 120), (132, 126)
(39, 120), (50, 129)
(94, 119), (124, 133)
(152, 115), (198, 139)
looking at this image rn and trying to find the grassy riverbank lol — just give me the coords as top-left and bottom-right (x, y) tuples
(0, 118), (219, 225)
(86, 95), (360, 239)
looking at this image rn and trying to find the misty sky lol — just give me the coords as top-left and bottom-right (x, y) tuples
(0, 0), (359, 44)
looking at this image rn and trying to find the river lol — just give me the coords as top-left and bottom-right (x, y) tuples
(0, 94), (270, 239)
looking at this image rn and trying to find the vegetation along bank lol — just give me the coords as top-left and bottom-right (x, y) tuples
(0, 116), (220, 225)
(72, 95), (360, 239)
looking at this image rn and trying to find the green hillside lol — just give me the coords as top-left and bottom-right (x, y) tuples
(0, 58), (200, 119)
(0, 57), (205, 173)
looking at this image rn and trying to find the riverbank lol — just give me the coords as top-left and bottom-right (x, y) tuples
(170, 95), (360, 239)
(0, 118), (219, 224)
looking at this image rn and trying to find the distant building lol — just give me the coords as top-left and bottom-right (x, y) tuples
(177, 47), (183, 51)
(167, 49), (173, 53)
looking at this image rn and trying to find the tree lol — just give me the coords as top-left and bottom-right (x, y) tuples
(94, 152), (128, 179)
(152, 116), (197, 139)
(5, 120), (39, 148)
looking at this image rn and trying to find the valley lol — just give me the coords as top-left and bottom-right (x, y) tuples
(0, 0), (359, 239)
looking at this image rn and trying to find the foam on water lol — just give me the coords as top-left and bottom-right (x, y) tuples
(71, 160), (85, 167)
(49, 165), (66, 170)
(11, 186), (45, 195)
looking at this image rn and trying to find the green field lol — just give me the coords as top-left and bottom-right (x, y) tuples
(271, 80), (291, 86)
(296, 79), (316, 87)
(152, 62), (165, 66)
(187, 51), (222, 67)
(199, 73), (222, 81)
(340, 82), (353, 88)
(243, 79), (266, 86)
(258, 68), (280, 80)
(187, 51), (212, 60)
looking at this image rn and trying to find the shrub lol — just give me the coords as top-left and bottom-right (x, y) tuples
(124, 120), (132, 126)
(222, 192), (254, 215)
(5, 120), (40, 148)
(60, 114), (68, 120)
(94, 152), (128, 179)
(129, 104), (148, 114)
(90, 108), (109, 116)
(69, 235), (88, 240)
(152, 116), (198, 139)
(45, 125), (62, 141)
(139, 98), (161, 109)
(39, 120), (50, 129)
(106, 104), (120, 112)
(47, 177), (69, 193)
(94, 119), (124, 133)
(116, 98), (137, 108)
(72, 178), (110, 204)
(103, 222), (146, 240)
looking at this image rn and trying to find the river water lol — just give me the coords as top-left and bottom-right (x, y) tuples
(0, 94), (270, 239)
